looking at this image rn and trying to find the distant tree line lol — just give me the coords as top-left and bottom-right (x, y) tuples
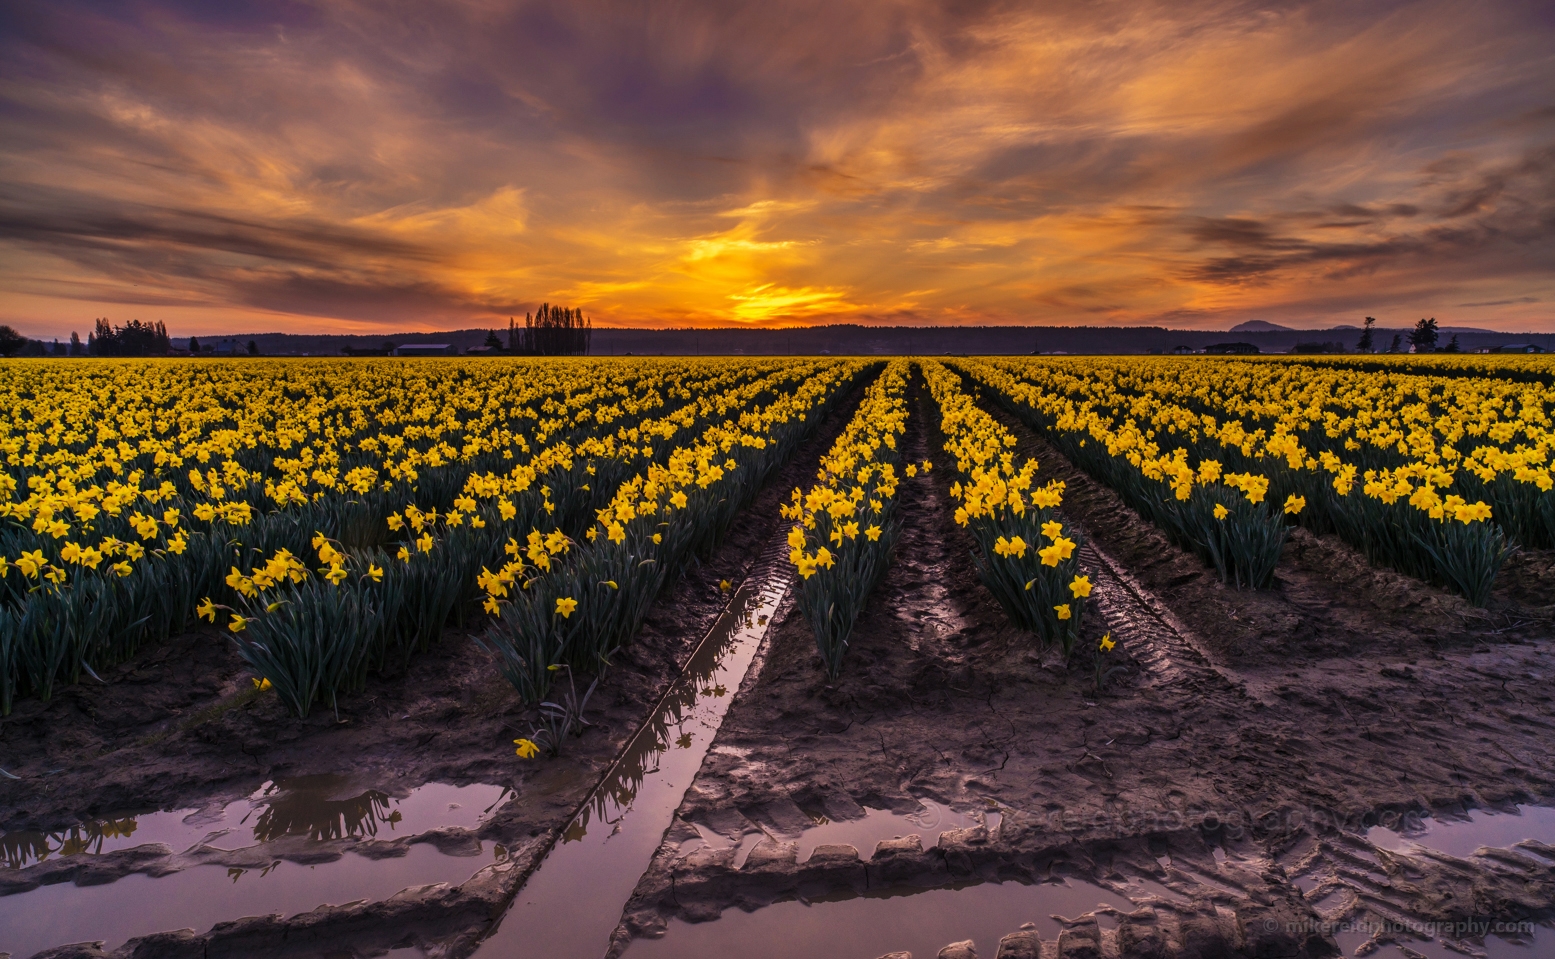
(0, 319), (263, 358)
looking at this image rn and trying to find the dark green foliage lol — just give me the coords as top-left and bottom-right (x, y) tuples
(798, 513), (901, 677)
(229, 578), (381, 718)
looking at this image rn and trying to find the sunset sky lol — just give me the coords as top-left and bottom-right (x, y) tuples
(2, 0), (1553, 337)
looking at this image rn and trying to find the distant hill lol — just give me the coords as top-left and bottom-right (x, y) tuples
(174, 323), (1555, 357)
(1229, 320), (1294, 332)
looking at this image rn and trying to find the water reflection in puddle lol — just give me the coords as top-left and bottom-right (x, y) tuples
(471, 563), (793, 959)
(0, 780), (508, 958)
(0, 845), (487, 958)
(1, 777), (508, 869)
(624, 877), (1140, 959)
(1365, 804), (1555, 860)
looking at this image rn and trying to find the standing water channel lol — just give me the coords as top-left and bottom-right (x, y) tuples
(470, 537), (796, 959)
(0, 776), (511, 957)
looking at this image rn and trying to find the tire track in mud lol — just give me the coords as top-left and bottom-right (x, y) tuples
(944, 375), (1259, 701)
(1078, 534), (1276, 705)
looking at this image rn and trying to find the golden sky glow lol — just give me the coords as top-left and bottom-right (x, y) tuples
(2, 0), (1553, 336)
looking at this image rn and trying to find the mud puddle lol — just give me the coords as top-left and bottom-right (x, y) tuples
(623, 876), (1154, 959)
(1, 845), (494, 958)
(1364, 804), (1555, 861)
(684, 800), (998, 868)
(467, 536), (795, 959)
(0, 778), (508, 958)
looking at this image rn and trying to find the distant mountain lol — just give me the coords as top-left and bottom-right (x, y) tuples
(1230, 320), (1294, 332)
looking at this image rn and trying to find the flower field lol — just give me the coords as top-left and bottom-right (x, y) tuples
(957, 355), (1555, 604)
(3, 353), (1554, 717)
(0, 357), (862, 715)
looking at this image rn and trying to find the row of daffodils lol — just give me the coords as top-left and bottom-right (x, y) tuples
(955, 355), (1542, 604)
(783, 360), (912, 676)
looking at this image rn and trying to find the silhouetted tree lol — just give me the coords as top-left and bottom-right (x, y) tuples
(483, 329), (504, 350)
(1410, 317), (1439, 353)
(50, 338), (64, 356)
(1387, 333), (1402, 353)
(90, 318), (171, 356)
(1442, 334), (1461, 353)
(1356, 316), (1376, 352)
(188, 336), (201, 354)
(514, 304), (591, 355)
(68, 331), (83, 356)
(0, 325), (26, 357)
(247, 340), (259, 355)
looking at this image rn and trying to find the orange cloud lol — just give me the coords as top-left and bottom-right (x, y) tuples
(0, 0), (1552, 337)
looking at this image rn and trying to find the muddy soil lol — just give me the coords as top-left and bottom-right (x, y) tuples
(610, 376), (1555, 959)
(0, 383), (865, 958)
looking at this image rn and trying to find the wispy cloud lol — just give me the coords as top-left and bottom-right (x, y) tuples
(0, 0), (1552, 335)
